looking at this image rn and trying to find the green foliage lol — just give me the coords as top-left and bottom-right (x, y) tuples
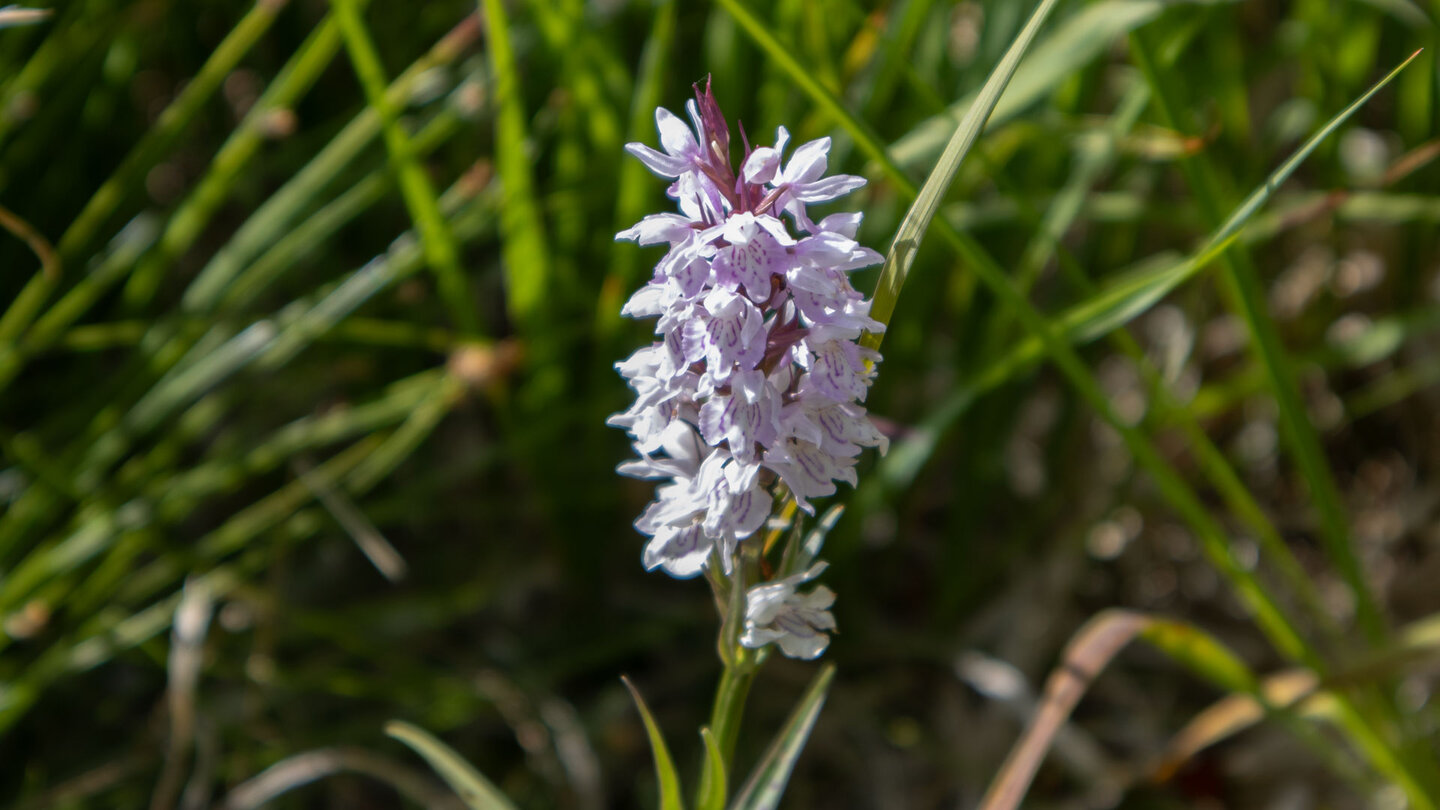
(728, 664), (835, 810)
(1, 0), (1438, 807)
(623, 676), (687, 810)
(386, 720), (521, 810)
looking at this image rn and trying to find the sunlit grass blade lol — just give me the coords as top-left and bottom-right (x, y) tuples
(1133, 40), (1424, 645)
(385, 720), (522, 810)
(695, 727), (727, 810)
(863, 0), (1062, 345)
(213, 108), (475, 315)
(183, 17), (480, 315)
(597, 0), (676, 338)
(117, 8), (359, 312)
(68, 371), (455, 621)
(0, 193), (489, 605)
(888, 0), (1167, 170)
(332, 0), (479, 335)
(0, 216), (158, 385)
(216, 106), (470, 314)
(66, 182), (486, 511)
(977, 610), (1363, 810)
(0, 6), (51, 29)
(217, 745), (468, 809)
(57, 0), (283, 265)
(346, 373), (466, 493)
(0, 565), (243, 733)
(729, 663), (835, 810)
(621, 676), (686, 810)
(1156, 610), (1440, 785)
(480, 0), (552, 334)
(868, 46), (1425, 504)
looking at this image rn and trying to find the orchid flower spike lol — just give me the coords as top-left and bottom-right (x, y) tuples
(610, 78), (887, 659)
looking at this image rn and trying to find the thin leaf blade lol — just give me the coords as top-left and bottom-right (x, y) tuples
(384, 720), (521, 810)
(729, 663), (836, 810)
(696, 727), (728, 810)
(622, 676), (686, 810)
(864, 0), (1064, 347)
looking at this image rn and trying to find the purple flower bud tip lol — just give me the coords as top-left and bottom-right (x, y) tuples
(692, 75), (731, 170)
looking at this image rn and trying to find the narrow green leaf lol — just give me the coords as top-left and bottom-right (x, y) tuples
(888, 0), (1167, 169)
(621, 676), (686, 810)
(729, 664), (836, 810)
(864, 0), (1063, 348)
(58, 0), (284, 263)
(332, 0), (478, 335)
(1133, 39), (1424, 646)
(598, 0), (678, 337)
(480, 0), (553, 332)
(116, 9), (357, 312)
(1205, 50), (1424, 257)
(184, 19), (479, 314)
(696, 727), (727, 810)
(215, 103), (469, 314)
(871, 46), (1426, 501)
(385, 720), (521, 810)
(0, 0), (283, 350)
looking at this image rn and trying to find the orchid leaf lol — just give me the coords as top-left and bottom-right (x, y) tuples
(385, 720), (521, 810)
(623, 676), (687, 810)
(729, 664), (835, 810)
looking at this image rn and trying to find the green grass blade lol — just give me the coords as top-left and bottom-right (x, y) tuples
(0, 0), (282, 347)
(1133, 40), (1424, 645)
(1203, 49), (1424, 258)
(729, 663), (835, 810)
(184, 18), (479, 315)
(960, 47), (1423, 380)
(385, 720), (522, 810)
(332, 0), (479, 336)
(696, 727), (727, 810)
(888, 0), (1167, 170)
(216, 103), (468, 313)
(117, 8), (358, 311)
(864, 0), (1063, 347)
(57, 0), (284, 263)
(621, 676), (686, 810)
(597, 0), (677, 338)
(480, 0), (553, 333)
(713, 0), (909, 194)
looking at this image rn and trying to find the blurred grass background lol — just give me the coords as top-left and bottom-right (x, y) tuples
(1, 0), (1439, 807)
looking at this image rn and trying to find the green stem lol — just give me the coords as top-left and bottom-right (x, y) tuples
(709, 661), (755, 764)
(700, 657), (755, 805)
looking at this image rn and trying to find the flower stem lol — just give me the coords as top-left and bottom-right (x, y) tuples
(699, 655), (756, 804)
(709, 659), (755, 763)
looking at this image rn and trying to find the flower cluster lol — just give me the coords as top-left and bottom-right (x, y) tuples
(610, 81), (887, 659)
